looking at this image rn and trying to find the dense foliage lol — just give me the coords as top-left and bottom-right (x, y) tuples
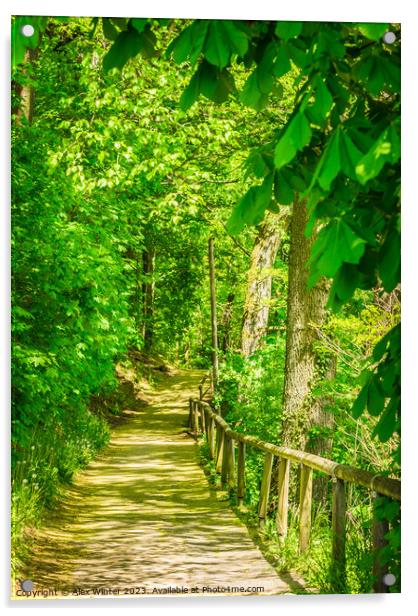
(11, 16), (400, 593)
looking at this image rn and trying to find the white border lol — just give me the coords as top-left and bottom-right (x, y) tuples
(2, 1), (417, 614)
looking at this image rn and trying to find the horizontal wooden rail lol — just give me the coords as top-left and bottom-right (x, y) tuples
(193, 399), (400, 500)
(188, 393), (400, 593)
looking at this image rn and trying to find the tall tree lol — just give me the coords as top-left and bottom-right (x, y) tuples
(241, 212), (283, 357)
(280, 196), (329, 450)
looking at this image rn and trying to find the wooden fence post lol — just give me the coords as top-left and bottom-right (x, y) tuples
(192, 401), (199, 440)
(258, 452), (274, 528)
(221, 433), (230, 487)
(188, 398), (193, 430)
(204, 407), (209, 440)
(208, 416), (216, 459)
(215, 426), (224, 472)
(331, 477), (346, 588)
(276, 457), (290, 539)
(372, 492), (390, 593)
(199, 401), (206, 434)
(227, 439), (235, 490)
(237, 441), (246, 506)
(299, 465), (313, 553)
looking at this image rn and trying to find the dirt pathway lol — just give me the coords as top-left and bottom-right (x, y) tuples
(16, 369), (306, 598)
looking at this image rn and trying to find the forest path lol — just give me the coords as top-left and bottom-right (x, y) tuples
(19, 369), (306, 598)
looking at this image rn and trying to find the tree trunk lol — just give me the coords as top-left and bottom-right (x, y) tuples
(281, 196), (329, 450)
(306, 355), (337, 503)
(241, 213), (283, 357)
(220, 293), (235, 353)
(13, 48), (38, 124)
(142, 247), (155, 351)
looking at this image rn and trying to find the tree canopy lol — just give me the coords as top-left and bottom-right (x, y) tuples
(11, 15), (400, 593)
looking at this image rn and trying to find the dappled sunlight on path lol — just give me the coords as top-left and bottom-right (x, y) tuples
(16, 370), (305, 597)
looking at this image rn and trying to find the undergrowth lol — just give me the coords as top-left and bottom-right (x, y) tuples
(198, 434), (382, 594)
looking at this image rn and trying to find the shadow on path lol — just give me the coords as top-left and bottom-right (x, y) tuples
(16, 370), (306, 597)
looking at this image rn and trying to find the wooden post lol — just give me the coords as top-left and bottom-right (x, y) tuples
(192, 400), (199, 440)
(299, 465), (313, 553)
(199, 402), (206, 434)
(215, 426), (224, 472)
(208, 238), (219, 388)
(227, 439), (235, 490)
(372, 492), (389, 593)
(258, 452), (274, 528)
(331, 477), (346, 588)
(221, 434), (230, 487)
(188, 398), (193, 430)
(276, 457), (290, 539)
(199, 383), (203, 400)
(237, 441), (246, 506)
(208, 417), (216, 459)
(204, 407), (210, 440)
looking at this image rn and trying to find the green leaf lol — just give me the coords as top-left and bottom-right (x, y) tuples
(357, 23), (388, 41)
(256, 42), (277, 94)
(274, 109), (312, 170)
(199, 63), (235, 104)
(286, 39), (310, 68)
(179, 72), (200, 111)
(314, 131), (341, 190)
(131, 18), (148, 34)
(246, 150), (270, 179)
(355, 53), (399, 97)
(204, 21), (230, 69)
(204, 21), (249, 69)
(180, 61), (236, 110)
(330, 263), (360, 303)
(352, 384), (368, 419)
(102, 18), (119, 41)
(110, 18), (128, 31)
(367, 378), (385, 416)
(372, 330), (391, 361)
(275, 170), (294, 205)
(226, 174), (274, 235)
(356, 123), (400, 184)
(310, 218), (366, 279)
(372, 398), (398, 442)
(103, 29), (143, 71)
(240, 71), (268, 111)
(274, 45), (291, 77)
(166, 21), (209, 65)
(275, 21), (303, 41)
(220, 21), (249, 56)
(379, 226), (400, 292)
(307, 79), (333, 125)
(314, 127), (363, 190)
(339, 130), (364, 180)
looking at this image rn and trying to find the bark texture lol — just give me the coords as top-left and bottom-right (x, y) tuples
(14, 48), (38, 124)
(306, 355), (337, 503)
(241, 213), (283, 358)
(281, 197), (329, 450)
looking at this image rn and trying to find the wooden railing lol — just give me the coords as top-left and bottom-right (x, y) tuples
(188, 375), (400, 592)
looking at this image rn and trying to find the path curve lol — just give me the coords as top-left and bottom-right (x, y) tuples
(16, 369), (305, 598)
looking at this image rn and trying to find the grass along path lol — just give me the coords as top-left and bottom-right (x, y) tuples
(14, 368), (306, 598)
